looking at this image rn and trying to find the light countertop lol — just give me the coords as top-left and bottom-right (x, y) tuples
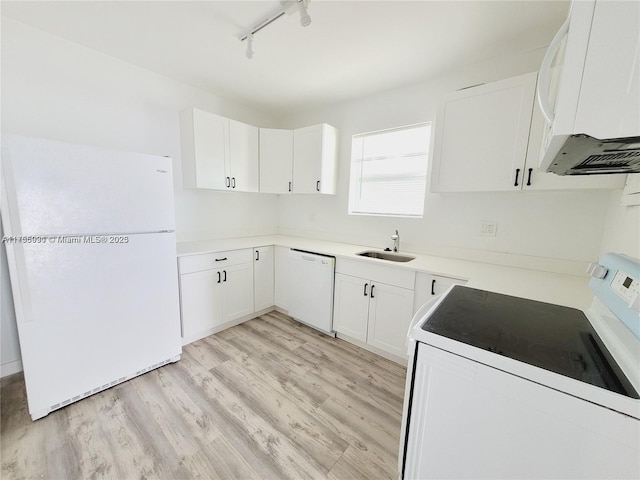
(177, 235), (594, 310)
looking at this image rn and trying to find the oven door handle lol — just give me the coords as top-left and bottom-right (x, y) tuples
(407, 295), (443, 346)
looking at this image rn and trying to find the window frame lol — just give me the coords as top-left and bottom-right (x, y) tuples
(348, 122), (431, 219)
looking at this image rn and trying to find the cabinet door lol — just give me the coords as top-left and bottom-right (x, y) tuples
(413, 273), (467, 314)
(254, 246), (274, 311)
(180, 108), (228, 190)
(293, 124), (337, 194)
(274, 246), (289, 310)
(229, 119), (259, 192)
(366, 282), (415, 358)
(430, 73), (537, 192)
(260, 128), (293, 194)
(221, 262), (254, 323)
(333, 274), (369, 342)
(179, 269), (223, 340)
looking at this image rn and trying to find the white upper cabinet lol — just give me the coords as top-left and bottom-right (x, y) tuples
(259, 128), (294, 194)
(431, 73), (538, 192)
(180, 108), (228, 190)
(293, 124), (338, 194)
(228, 119), (259, 192)
(180, 108), (259, 192)
(430, 73), (624, 192)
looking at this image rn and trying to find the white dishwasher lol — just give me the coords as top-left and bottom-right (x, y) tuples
(287, 249), (336, 336)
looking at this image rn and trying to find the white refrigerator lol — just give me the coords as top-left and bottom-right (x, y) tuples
(1, 134), (182, 420)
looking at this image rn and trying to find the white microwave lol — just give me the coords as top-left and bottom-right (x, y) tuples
(537, 0), (640, 175)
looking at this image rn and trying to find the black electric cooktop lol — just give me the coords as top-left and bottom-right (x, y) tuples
(422, 286), (638, 398)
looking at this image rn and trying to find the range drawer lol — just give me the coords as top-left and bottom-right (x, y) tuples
(179, 249), (253, 275)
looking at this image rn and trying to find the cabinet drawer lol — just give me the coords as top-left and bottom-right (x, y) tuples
(179, 248), (253, 275)
(336, 257), (415, 290)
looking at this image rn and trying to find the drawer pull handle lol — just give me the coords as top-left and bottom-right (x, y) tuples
(256, 250), (260, 261)
(431, 279), (436, 296)
(370, 284), (375, 298)
(215, 257), (228, 262)
(363, 283), (368, 296)
(217, 271), (221, 283)
(514, 168), (521, 187)
(223, 270), (227, 282)
(316, 180), (320, 192)
(226, 176), (230, 188)
(526, 168), (533, 186)
(288, 181), (292, 192)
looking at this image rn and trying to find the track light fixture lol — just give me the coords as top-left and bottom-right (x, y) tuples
(240, 0), (312, 59)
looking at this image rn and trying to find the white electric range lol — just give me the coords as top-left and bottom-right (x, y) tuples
(399, 252), (640, 479)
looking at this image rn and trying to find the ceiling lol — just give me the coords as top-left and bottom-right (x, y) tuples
(1, 1), (570, 116)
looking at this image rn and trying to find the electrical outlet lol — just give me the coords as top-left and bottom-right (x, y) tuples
(480, 221), (498, 237)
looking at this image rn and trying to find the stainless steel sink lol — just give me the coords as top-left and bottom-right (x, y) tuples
(356, 250), (415, 262)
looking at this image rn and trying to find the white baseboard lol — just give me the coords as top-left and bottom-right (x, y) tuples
(1, 359), (23, 378)
(335, 332), (408, 366)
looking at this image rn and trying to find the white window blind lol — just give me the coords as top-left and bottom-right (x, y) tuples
(349, 123), (431, 218)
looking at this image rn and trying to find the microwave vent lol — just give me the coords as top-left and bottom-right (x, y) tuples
(548, 135), (640, 175)
(577, 152), (640, 170)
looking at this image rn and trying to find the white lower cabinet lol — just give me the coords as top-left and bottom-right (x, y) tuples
(254, 246), (274, 312)
(274, 246), (290, 310)
(413, 272), (467, 314)
(179, 268), (223, 340)
(366, 282), (415, 357)
(333, 263), (415, 358)
(221, 262), (255, 322)
(178, 249), (254, 343)
(333, 274), (370, 342)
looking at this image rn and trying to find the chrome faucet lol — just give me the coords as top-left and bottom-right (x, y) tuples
(391, 229), (400, 253)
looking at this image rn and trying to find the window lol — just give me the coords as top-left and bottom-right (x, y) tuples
(348, 123), (431, 218)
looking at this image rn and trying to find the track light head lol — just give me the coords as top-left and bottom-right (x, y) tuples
(246, 33), (254, 59)
(298, 0), (311, 27)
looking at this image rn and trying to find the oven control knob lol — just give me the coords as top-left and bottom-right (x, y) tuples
(587, 263), (608, 279)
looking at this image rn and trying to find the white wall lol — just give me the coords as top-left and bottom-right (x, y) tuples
(277, 48), (614, 268)
(1, 18), (280, 241)
(0, 221), (20, 376)
(600, 192), (640, 259)
(0, 19), (281, 375)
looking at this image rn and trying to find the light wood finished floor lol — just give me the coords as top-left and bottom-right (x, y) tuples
(1, 311), (407, 480)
